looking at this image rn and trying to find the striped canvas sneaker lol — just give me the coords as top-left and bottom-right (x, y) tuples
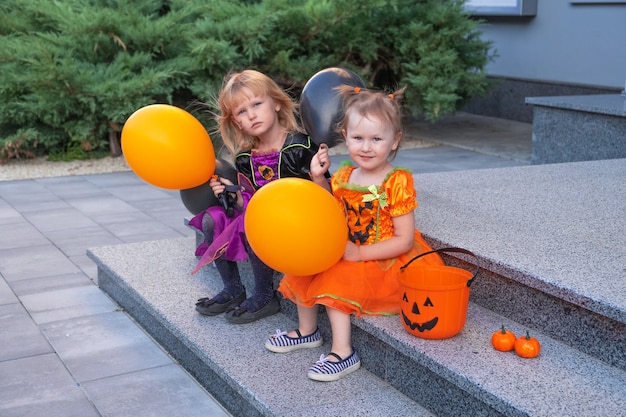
(265, 328), (323, 353)
(307, 350), (361, 382)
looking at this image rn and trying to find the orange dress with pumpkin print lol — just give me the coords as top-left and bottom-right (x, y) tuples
(278, 164), (444, 317)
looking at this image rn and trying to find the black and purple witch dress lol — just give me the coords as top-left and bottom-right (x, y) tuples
(189, 132), (324, 274)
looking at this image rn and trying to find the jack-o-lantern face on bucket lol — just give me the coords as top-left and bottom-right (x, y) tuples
(401, 292), (439, 333)
(398, 247), (478, 340)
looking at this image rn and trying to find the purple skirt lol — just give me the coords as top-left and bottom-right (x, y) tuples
(188, 206), (248, 274)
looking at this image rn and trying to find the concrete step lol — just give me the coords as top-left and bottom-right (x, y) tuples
(88, 237), (434, 417)
(186, 216), (626, 373)
(409, 159), (626, 374)
(353, 301), (626, 416)
(88, 236), (626, 417)
(424, 239), (626, 372)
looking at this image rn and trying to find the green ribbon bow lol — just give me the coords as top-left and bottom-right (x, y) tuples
(362, 185), (387, 208)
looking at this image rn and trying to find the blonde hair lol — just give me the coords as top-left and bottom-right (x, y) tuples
(336, 85), (407, 160)
(216, 69), (300, 155)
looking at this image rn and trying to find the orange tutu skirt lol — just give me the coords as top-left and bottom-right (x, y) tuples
(278, 231), (444, 317)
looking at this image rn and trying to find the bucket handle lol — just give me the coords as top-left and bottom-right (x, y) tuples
(399, 247), (480, 287)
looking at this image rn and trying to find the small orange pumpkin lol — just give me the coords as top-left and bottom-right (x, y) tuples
(491, 325), (516, 352)
(514, 330), (541, 358)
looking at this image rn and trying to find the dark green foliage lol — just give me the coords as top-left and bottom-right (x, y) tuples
(0, 0), (494, 161)
(0, 0), (195, 160)
(184, 0), (494, 121)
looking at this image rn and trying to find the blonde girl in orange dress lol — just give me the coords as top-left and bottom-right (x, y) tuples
(265, 85), (443, 381)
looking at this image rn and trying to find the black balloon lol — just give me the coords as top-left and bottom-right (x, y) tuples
(179, 158), (238, 215)
(300, 67), (366, 147)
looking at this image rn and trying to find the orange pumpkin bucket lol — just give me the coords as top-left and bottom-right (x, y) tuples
(398, 248), (479, 340)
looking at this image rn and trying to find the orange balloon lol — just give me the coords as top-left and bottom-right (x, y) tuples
(244, 178), (347, 276)
(121, 104), (215, 189)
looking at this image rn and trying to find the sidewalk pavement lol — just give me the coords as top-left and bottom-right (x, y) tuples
(0, 113), (531, 417)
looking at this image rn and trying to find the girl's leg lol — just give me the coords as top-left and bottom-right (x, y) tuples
(240, 239), (276, 311)
(195, 214), (245, 315)
(200, 211), (213, 244)
(326, 307), (353, 360)
(292, 304), (319, 336)
(224, 239), (281, 323)
(202, 213), (245, 298)
(265, 304), (322, 353)
(306, 307), (360, 381)
(213, 258), (245, 298)
(195, 258), (246, 316)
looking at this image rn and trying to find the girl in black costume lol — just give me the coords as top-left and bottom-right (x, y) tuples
(189, 69), (327, 324)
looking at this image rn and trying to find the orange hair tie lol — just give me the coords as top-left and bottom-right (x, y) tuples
(388, 93), (394, 99)
(354, 87), (361, 94)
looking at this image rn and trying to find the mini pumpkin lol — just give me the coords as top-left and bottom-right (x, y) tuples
(491, 325), (516, 352)
(514, 330), (541, 358)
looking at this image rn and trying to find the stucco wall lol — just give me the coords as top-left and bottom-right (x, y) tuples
(477, 1), (626, 90)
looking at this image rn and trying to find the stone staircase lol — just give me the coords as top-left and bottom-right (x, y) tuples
(525, 94), (626, 165)
(87, 158), (626, 417)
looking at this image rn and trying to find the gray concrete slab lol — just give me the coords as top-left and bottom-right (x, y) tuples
(0, 278), (17, 305)
(104, 183), (175, 202)
(0, 191), (70, 213)
(0, 354), (101, 417)
(406, 111), (532, 163)
(102, 218), (185, 243)
(44, 226), (123, 257)
(0, 244), (81, 282)
(413, 158), (626, 323)
(70, 253), (99, 281)
(9, 271), (94, 297)
(21, 285), (118, 324)
(41, 312), (174, 382)
(0, 171), (217, 417)
(65, 195), (141, 215)
(0, 303), (53, 362)
(21, 207), (100, 232)
(0, 200), (23, 224)
(0, 221), (49, 250)
(81, 364), (230, 417)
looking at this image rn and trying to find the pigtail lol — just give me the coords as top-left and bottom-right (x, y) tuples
(387, 86), (406, 104)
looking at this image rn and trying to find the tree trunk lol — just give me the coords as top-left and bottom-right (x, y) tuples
(109, 129), (122, 157)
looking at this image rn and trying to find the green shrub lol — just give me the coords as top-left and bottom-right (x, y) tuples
(0, 0), (195, 160)
(0, 0), (493, 161)
(0, 129), (39, 162)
